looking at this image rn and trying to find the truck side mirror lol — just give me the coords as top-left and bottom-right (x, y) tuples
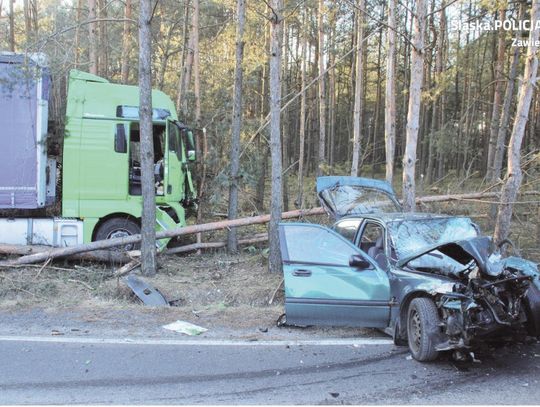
(349, 254), (371, 270)
(186, 130), (196, 162)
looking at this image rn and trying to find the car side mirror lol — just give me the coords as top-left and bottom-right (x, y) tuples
(349, 254), (371, 270)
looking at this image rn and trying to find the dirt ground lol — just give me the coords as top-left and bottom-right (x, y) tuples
(0, 250), (385, 340)
(0, 251), (280, 334)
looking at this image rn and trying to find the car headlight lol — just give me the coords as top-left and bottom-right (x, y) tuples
(432, 282), (457, 294)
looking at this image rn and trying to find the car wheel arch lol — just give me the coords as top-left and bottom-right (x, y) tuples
(397, 291), (438, 342)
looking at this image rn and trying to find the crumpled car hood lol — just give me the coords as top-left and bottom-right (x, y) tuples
(398, 236), (540, 285)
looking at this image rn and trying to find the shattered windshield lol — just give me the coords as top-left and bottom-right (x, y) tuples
(387, 217), (478, 260)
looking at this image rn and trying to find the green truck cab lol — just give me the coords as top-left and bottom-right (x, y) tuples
(62, 70), (197, 247)
(0, 53), (195, 248)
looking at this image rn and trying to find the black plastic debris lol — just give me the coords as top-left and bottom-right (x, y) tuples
(125, 274), (169, 306)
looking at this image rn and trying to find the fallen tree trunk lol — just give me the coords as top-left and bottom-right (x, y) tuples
(2, 190), (538, 267)
(417, 190), (539, 203)
(166, 233), (268, 255)
(1, 207), (325, 266)
(0, 244), (133, 264)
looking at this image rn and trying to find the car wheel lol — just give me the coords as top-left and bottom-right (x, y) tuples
(407, 298), (440, 362)
(95, 218), (141, 251)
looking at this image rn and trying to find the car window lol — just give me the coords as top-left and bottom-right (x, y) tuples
(282, 225), (359, 266)
(359, 222), (384, 252)
(334, 219), (361, 242)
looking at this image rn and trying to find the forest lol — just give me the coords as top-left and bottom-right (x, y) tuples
(0, 0), (539, 273)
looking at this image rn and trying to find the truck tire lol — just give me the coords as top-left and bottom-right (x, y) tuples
(95, 218), (141, 251)
(407, 298), (440, 362)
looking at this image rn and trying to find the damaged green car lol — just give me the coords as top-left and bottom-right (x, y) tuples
(279, 177), (540, 361)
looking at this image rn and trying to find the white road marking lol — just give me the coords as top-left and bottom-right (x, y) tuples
(0, 335), (393, 347)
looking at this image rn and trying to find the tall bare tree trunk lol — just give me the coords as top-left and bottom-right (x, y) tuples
(98, 0), (108, 77)
(23, 0), (32, 45)
(181, 35), (194, 119)
(371, 23), (383, 177)
(192, 0), (201, 127)
(121, 0), (132, 84)
(493, 2), (525, 181)
(191, 0), (204, 253)
(226, 0), (246, 254)
(256, 14), (270, 213)
(384, 0), (396, 185)
(317, 0), (326, 176)
(494, 0), (540, 244)
(281, 19), (290, 212)
(426, 0), (445, 185)
(175, 0), (191, 113)
(402, 0), (427, 212)
(487, 6), (507, 181)
(23, 0), (37, 45)
(295, 9), (307, 208)
(75, 0), (83, 66)
(328, 7), (337, 168)
(268, 0), (283, 273)
(138, 0), (156, 276)
(350, 0), (364, 177)
(88, 0), (98, 75)
(9, 0), (15, 52)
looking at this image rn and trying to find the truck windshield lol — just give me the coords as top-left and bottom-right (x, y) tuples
(387, 217), (478, 260)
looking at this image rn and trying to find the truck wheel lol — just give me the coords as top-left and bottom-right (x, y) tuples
(407, 298), (440, 362)
(95, 218), (140, 251)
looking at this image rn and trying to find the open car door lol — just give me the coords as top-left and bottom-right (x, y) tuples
(279, 223), (391, 328)
(317, 176), (402, 219)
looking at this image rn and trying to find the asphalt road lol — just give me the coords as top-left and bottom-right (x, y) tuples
(1, 336), (539, 404)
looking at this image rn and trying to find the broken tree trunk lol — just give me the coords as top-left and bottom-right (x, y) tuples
(0, 244), (133, 264)
(167, 233), (267, 255)
(3, 190), (539, 267)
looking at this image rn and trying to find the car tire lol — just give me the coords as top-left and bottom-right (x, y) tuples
(407, 298), (440, 362)
(95, 218), (141, 251)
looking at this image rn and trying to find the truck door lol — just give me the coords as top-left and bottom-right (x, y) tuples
(166, 120), (183, 201)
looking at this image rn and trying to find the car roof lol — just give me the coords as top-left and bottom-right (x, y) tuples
(335, 212), (458, 224)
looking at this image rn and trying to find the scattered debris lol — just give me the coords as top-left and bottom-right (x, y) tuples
(276, 313), (287, 327)
(115, 260), (141, 278)
(258, 327), (268, 333)
(406, 355), (413, 360)
(163, 320), (208, 336)
(51, 330), (64, 336)
(329, 392), (339, 398)
(470, 352), (482, 363)
(125, 275), (168, 306)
